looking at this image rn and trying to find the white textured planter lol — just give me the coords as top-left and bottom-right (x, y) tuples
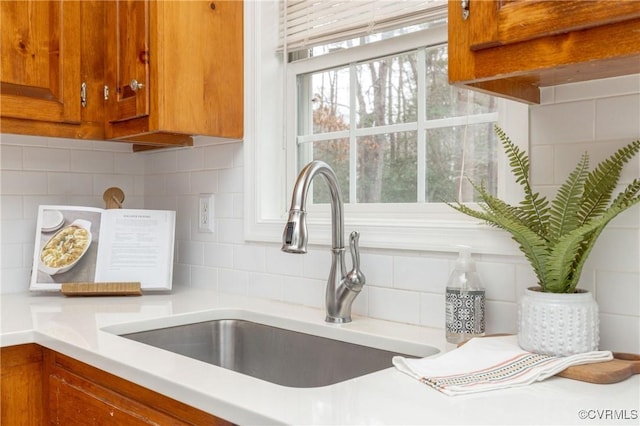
(518, 287), (599, 356)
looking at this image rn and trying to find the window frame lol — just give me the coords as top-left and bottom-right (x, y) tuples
(244, 1), (529, 255)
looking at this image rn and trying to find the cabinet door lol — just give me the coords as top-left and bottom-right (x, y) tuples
(104, 0), (150, 123)
(468, 0), (640, 50)
(47, 349), (232, 426)
(0, 345), (46, 426)
(49, 374), (177, 425)
(0, 0), (81, 123)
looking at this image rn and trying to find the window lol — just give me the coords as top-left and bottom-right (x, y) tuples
(244, 1), (529, 254)
(295, 42), (499, 205)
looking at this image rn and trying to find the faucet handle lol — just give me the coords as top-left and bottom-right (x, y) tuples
(346, 231), (365, 291)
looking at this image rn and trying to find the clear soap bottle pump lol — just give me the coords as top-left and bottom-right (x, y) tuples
(445, 246), (485, 344)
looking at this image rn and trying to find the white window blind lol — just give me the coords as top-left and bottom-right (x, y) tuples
(279, 0), (448, 51)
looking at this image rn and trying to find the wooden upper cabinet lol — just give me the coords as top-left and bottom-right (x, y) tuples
(2, 0), (243, 149)
(1, 1), (105, 139)
(105, 0), (244, 149)
(1, 1), (81, 124)
(104, 0), (150, 125)
(448, 0), (640, 104)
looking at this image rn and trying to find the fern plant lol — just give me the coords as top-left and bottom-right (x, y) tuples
(449, 126), (640, 293)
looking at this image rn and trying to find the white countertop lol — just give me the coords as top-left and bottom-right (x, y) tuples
(1, 286), (638, 425)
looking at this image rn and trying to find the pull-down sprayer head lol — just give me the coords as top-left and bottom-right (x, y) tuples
(282, 209), (308, 253)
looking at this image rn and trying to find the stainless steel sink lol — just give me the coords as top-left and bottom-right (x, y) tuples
(120, 319), (436, 388)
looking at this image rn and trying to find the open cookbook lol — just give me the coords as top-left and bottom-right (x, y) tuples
(30, 205), (176, 291)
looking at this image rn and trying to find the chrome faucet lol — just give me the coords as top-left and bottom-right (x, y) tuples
(281, 161), (365, 323)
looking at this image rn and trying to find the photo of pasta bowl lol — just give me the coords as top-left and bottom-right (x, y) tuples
(39, 219), (92, 275)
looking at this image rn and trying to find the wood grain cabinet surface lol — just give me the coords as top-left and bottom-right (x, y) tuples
(1, 344), (232, 425)
(0, 344), (46, 426)
(0, 1), (104, 139)
(448, 0), (640, 103)
(105, 0), (244, 150)
(1, 0), (243, 149)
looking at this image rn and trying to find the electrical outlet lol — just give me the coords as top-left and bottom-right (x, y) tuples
(198, 194), (215, 233)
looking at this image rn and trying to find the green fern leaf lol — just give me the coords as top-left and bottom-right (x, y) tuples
(580, 139), (640, 224)
(549, 152), (589, 241)
(546, 193), (640, 293)
(494, 126), (549, 234)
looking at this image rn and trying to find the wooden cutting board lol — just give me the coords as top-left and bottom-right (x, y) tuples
(458, 335), (640, 384)
(557, 352), (640, 384)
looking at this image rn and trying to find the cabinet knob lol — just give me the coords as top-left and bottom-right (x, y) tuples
(129, 79), (145, 91)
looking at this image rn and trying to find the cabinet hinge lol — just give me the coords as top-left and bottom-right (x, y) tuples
(80, 82), (87, 108)
(461, 0), (470, 20)
(104, 85), (110, 100)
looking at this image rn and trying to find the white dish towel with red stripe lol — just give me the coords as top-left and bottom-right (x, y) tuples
(392, 335), (612, 396)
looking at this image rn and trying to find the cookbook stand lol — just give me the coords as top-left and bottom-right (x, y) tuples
(61, 188), (142, 297)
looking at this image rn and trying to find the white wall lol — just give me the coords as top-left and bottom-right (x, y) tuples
(1, 75), (638, 353)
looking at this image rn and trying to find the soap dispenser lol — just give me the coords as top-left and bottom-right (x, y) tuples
(445, 245), (485, 344)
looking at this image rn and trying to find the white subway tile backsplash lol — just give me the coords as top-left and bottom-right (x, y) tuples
(596, 271), (640, 316)
(554, 75), (640, 102)
(1, 133), (47, 147)
(23, 147), (69, 171)
(143, 174), (168, 196)
(219, 167), (243, 193)
(164, 172), (190, 196)
(1, 219), (34, 244)
(178, 240), (204, 265)
(233, 244), (266, 272)
(93, 174), (136, 197)
(529, 145), (554, 185)
(265, 245), (303, 276)
(302, 249), (332, 280)
(599, 313), (639, 353)
(92, 140), (133, 152)
(247, 272), (285, 300)
(282, 276), (325, 309)
(485, 300), (517, 334)
(204, 144), (236, 170)
(115, 152), (143, 174)
(360, 252), (393, 287)
(477, 261), (516, 302)
(190, 170), (219, 195)
(0, 144), (22, 169)
(48, 173), (91, 196)
(394, 256), (448, 293)
(190, 265), (218, 289)
(145, 150), (177, 174)
(70, 150), (114, 173)
(177, 147), (205, 172)
(1, 195), (23, 220)
(23, 195), (66, 218)
(530, 101), (594, 145)
(368, 286), (420, 324)
(1, 267), (30, 293)
(217, 218), (244, 244)
(214, 193), (235, 219)
(419, 292), (444, 329)
(204, 244), (234, 269)
(218, 268), (249, 295)
(590, 227), (639, 273)
(1, 171), (48, 195)
(1, 243), (23, 268)
(595, 94), (640, 140)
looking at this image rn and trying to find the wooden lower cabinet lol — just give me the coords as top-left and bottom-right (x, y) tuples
(0, 344), (46, 426)
(1, 345), (232, 426)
